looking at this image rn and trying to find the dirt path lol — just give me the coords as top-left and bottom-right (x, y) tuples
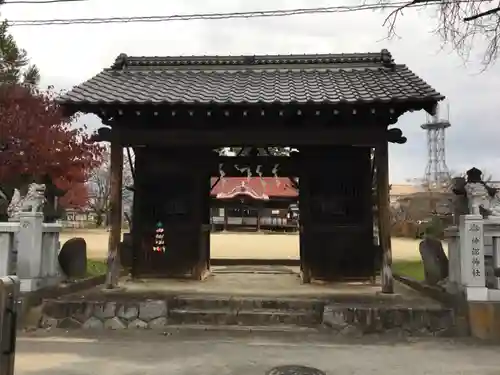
(60, 230), (443, 261)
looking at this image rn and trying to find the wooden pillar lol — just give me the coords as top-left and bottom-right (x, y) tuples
(375, 142), (394, 294)
(105, 138), (123, 289)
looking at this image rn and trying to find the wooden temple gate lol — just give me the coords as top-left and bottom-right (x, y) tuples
(58, 50), (444, 293)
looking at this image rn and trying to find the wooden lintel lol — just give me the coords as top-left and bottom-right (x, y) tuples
(115, 127), (387, 147)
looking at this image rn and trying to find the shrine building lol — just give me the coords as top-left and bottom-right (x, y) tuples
(210, 177), (298, 232)
(58, 50), (444, 293)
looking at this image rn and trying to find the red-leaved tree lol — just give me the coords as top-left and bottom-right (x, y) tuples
(0, 85), (104, 209)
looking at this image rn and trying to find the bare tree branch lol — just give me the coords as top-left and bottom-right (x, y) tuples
(464, 4), (500, 20)
(372, 0), (500, 67)
(87, 145), (134, 227)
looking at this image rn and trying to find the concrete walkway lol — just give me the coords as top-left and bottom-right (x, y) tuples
(15, 331), (500, 375)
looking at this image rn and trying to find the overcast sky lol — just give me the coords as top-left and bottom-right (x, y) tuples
(2, 0), (499, 183)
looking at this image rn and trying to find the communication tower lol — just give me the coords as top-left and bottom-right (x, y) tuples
(421, 103), (451, 190)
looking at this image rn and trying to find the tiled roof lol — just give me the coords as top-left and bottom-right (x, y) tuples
(58, 49), (444, 106)
(210, 177), (297, 199)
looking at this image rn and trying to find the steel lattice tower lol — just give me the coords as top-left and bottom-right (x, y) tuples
(421, 104), (451, 190)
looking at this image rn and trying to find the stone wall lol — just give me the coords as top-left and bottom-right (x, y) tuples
(41, 300), (168, 330)
(323, 304), (456, 337)
(39, 298), (459, 336)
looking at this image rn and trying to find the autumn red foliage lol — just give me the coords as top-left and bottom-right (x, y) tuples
(0, 85), (104, 208)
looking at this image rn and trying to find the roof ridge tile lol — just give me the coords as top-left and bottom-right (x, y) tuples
(110, 50), (395, 70)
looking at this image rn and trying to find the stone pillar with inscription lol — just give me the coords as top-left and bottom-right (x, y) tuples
(17, 212), (44, 292)
(460, 214), (487, 301)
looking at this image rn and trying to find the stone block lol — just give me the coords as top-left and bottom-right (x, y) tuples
(117, 304), (139, 321)
(419, 238), (449, 285)
(93, 302), (117, 320)
(139, 300), (167, 321)
(58, 317), (82, 329)
(104, 317), (126, 330)
(322, 304), (455, 337)
(40, 316), (58, 329)
(322, 306), (348, 330)
(128, 319), (148, 329)
(82, 317), (104, 329)
(468, 302), (500, 340)
(42, 301), (93, 322)
(148, 317), (167, 330)
(58, 237), (87, 278)
(427, 309), (455, 334)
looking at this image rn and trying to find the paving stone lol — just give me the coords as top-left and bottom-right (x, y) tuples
(148, 317), (167, 330)
(93, 302), (117, 320)
(82, 317), (104, 329)
(139, 300), (167, 322)
(128, 319), (148, 329)
(104, 317), (127, 330)
(117, 305), (139, 321)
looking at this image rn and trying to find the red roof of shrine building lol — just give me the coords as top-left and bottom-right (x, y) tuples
(210, 177), (297, 200)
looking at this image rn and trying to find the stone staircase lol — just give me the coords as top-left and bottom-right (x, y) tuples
(167, 296), (323, 328)
(36, 292), (461, 336)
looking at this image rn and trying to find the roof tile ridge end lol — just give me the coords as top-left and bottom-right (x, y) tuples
(111, 53), (129, 70)
(380, 49), (396, 70)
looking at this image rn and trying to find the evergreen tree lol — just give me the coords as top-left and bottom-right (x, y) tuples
(0, 20), (40, 86)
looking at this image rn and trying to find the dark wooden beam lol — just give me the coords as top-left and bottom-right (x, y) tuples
(114, 127), (388, 147)
(374, 141), (394, 294)
(105, 135), (123, 289)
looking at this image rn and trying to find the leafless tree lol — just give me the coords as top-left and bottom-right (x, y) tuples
(87, 146), (134, 227)
(369, 0), (500, 66)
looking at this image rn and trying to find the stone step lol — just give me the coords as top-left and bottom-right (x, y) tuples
(170, 296), (324, 312)
(38, 297), (461, 336)
(168, 307), (321, 326)
(163, 324), (319, 334)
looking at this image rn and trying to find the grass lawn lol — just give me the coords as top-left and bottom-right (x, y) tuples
(86, 259), (425, 281)
(86, 259), (107, 277)
(392, 259), (424, 281)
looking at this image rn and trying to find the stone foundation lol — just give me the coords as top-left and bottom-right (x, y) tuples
(323, 304), (456, 337)
(38, 297), (458, 336)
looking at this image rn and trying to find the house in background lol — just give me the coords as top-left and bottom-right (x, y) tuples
(62, 208), (97, 228)
(389, 184), (424, 206)
(210, 177), (298, 231)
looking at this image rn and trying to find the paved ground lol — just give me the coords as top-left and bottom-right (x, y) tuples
(14, 331), (500, 375)
(60, 230), (445, 261)
(71, 269), (437, 303)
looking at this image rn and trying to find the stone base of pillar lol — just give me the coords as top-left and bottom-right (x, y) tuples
(21, 275), (61, 292)
(20, 277), (45, 292)
(466, 286), (489, 301)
